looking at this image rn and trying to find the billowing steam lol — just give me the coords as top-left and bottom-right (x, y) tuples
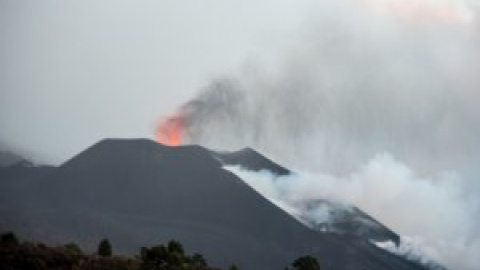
(157, 0), (480, 269)
(225, 156), (478, 270)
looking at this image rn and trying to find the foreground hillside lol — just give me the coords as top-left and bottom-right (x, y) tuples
(0, 139), (433, 270)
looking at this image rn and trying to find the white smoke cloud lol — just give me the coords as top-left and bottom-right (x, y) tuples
(374, 236), (443, 269)
(374, 235), (480, 270)
(171, 0), (480, 269)
(225, 154), (479, 270)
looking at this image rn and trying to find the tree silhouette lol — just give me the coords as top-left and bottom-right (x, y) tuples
(97, 238), (112, 257)
(291, 255), (320, 270)
(0, 233), (241, 270)
(1, 231), (19, 246)
(192, 253), (207, 268)
(140, 245), (168, 269)
(63, 242), (84, 257)
(167, 240), (184, 255)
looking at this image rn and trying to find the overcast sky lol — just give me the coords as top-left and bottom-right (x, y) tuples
(0, 0), (317, 164)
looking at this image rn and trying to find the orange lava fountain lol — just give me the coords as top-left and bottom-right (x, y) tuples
(156, 115), (184, 146)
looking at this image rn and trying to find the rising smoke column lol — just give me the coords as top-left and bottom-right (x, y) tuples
(157, 0), (480, 269)
(172, 0), (480, 177)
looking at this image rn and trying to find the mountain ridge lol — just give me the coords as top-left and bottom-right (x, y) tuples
(0, 138), (437, 270)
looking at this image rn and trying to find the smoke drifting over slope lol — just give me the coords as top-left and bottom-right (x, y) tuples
(225, 155), (478, 270)
(161, 0), (480, 269)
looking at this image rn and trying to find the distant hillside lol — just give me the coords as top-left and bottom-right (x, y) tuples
(0, 150), (29, 167)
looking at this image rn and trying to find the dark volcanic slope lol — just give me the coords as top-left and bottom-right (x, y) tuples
(0, 139), (428, 270)
(212, 147), (290, 175)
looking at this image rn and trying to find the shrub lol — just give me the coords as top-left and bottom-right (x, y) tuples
(97, 239), (113, 257)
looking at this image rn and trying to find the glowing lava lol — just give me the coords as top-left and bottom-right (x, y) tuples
(156, 115), (184, 146)
(360, 0), (472, 23)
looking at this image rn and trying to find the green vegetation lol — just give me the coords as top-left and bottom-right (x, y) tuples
(0, 231), (321, 270)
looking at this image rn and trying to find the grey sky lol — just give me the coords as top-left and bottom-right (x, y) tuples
(0, 0), (315, 164)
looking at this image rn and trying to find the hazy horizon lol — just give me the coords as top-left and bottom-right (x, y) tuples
(0, 0), (317, 164)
